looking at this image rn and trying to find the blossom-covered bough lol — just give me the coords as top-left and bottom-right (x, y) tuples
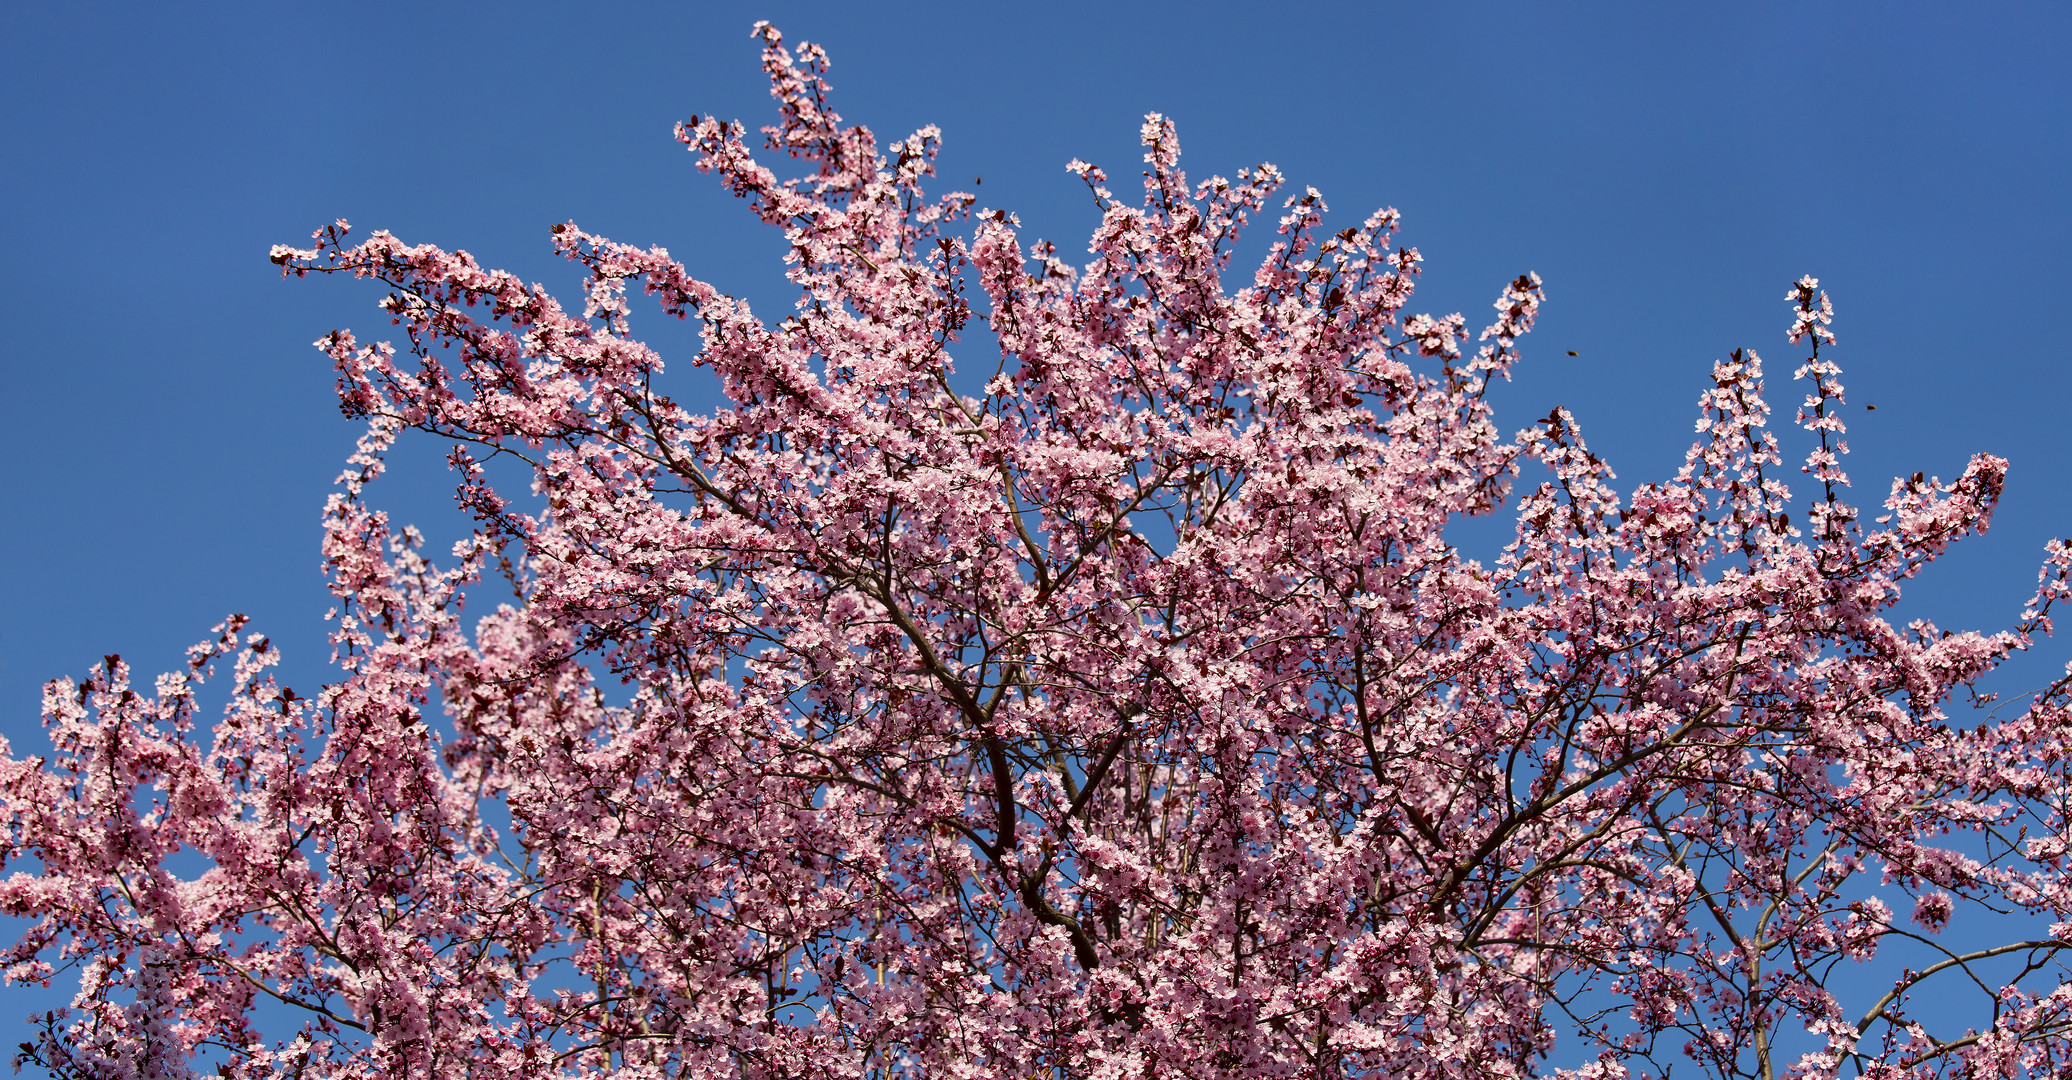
(6, 23), (2072, 1080)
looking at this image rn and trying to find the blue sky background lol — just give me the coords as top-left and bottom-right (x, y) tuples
(1, 0), (2068, 1058)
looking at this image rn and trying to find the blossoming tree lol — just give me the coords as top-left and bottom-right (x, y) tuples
(6, 23), (2072, 1080)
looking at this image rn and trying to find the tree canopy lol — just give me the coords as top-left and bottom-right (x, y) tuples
(5, 23), (2071, 1080)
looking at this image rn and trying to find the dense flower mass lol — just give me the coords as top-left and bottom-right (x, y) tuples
(7, 22), (2072, 1080)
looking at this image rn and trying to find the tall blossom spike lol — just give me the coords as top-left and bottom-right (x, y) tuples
(11, 24), (2072, 1080)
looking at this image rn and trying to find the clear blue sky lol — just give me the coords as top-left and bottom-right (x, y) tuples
(1, 0), (2068, 1048)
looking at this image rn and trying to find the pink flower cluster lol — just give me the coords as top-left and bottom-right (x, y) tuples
(12, 23), (2072, 1080)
